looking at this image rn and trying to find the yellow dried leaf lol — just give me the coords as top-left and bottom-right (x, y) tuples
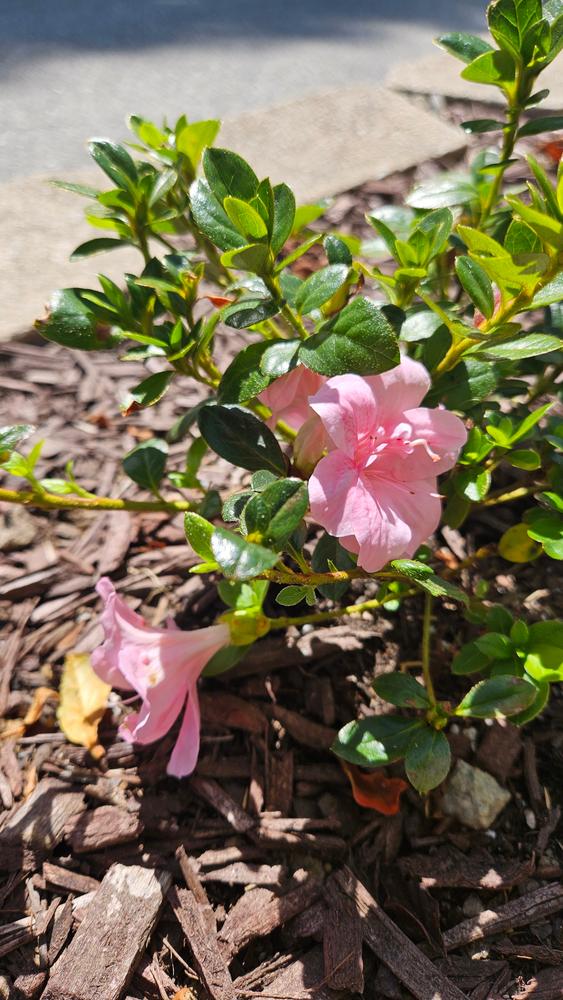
(0, 686), (58, 741)
(57, 652), (110, 758)
(499, 523), (542, 563)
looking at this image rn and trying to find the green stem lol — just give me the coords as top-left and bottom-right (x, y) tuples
(269, 589), (418, 629)
(0, 486), (192, 515)
(421, 593), (436, 708)
(479, 69), (526, 227)
(263, 275), (309, 340)
(483, 483), (543, 506)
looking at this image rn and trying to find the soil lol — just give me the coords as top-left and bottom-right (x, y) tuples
(0, 98), (562, 1000)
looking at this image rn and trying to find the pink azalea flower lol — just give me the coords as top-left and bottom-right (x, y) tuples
(308, 356), (467, 572)
(259, 364), (325, 431)
(91, 578), (229, 777)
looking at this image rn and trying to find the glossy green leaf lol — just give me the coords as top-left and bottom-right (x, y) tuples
(222, 296), (280, 330)
(324, 235), (353, 265)
(218, 342), (271, 403)
(89, 139), (138, 189)
(37, 288), (122, 351)
(488, 0), (543, 61)
(198, 404), (286, 475)
(294, 264), (349, 315)
(121, 371), (173, 413)
(203, 643), (250, 677)
(509, 678), (550, 724)
(271, 184), (296, 254)
(461, 118), (505, 133)
(456, 256), (495, 318)
(473, 333), (561, 360)
(524, 620), (563, 681)
(508, 448), (541, 470)
(223, 196), (268, 241)
(70, 238), (132, 259)
(455, 676), (537, 718)
(452, 640), (495, 675)
(312, 532), (356, 601)
(189, 179), (246, 252)
(244, 477), (308, 546)
(332, 715), (424, 767)
(220, 242), (271, 274)
(526, 509), (563, 559)
(184, 512), (215, 562)
(203, 147), (259, 203)
(454, 467), (491, 502)
(435, 32), (494, 63)
(176, 119), (220, 170)
(373, 672), (430, 709)
(299, 296), (399, 377)
(529, 274), (563, 307)
(400, 309), (444, 343)
(509, 402), (552, 444)
(260, 340), (301, 377)
(406, 174), (476, 210)
(405, 728), (451, 794)
(499, 522), (543, 562)
(0, 425), (35, 460)
(429, 360), (498, 411)
(122, 438), (168, 492)
(276, 585), (312, 606)
(211, 526), (279, 580)
(461, 49), (516, 88)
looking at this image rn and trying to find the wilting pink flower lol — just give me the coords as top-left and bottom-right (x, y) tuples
(91, 578), (229, 777)
(259, 365), (325, 431)
(308, 356), (467, 572)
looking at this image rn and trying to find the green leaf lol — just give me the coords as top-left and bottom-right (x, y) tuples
(324, 235), (353, 265)
(260, 340), (301, 377)
(211, 526), (279, 580)
(332, 715), (424, 767)
(312, 532), (356, 601)
(220, 243), (271, 274)
(271, 184), (296, 254)
(509, 678), (550, 724)
(274, 234), (322, 273)
(122, 438), (168, 492)
(405, 728), (452, 794)
(218, 578), (269, 610)
(222, 296), (280, 330)
(218, 341), (272, 403)
(509, 402), (552, 444)
(455, 676), (537, 718)
(452, 640), (496, 675)
(243, 477), (308, 546)
(89, 139), (138, 189)
(409, 573), (469, 605)
(198, 404), (286, 475)
(435, 32), (494, 63)
(298, 296), (399, 377)
(223, 196), (268, 241)
(526, 509), (563, 558)
(524, 620), (563, 681)
(461, 118), (506, 133)
(121, 370), (173, 413)
(373, 673), (430, 709)
(406, 174), (476, 210)
(276, 585), (312, 607)
(203, 147), (259, 203)
(505, 220), (543, 256)
(294, 264), (350, 315)
(461, 49), (516, 88)
(189, 179), (246, 252)
(184, 512), (215, 562)
(508, 448), (541, 470)
(389, 559), (434, 580)
(176, 119), (220, 170)
(529, 274), (563, 307)
(456, 256), (495, 318)
(454, 467), (491, 502)
(400, 309), (444, 343)
(429, 360), (498, 411)
(499, 522), (543, 562)
(473, 333), (561, 360)
(70, 237), (132, 259)
(516, 115), (563, 139)
(0, 425), (35, 460)
(488, 0), (543, 61)
(203, 643), (250, 677)
(37, 288), (122, 351)
(52, 179), (100, 199)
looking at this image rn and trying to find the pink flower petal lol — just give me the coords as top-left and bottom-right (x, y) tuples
(366, 354), (431, 422)
(167, 685), (201, 777)
(308, 451), (369, 538)
(259, 365), (325, 430)
(293, 413), (327, 475)
(309, 374), (378, 458)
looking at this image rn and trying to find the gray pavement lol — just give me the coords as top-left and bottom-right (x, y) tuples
(0, 0), (486, 182)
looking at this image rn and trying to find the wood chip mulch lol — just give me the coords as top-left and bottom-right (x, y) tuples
(1, 139), (563, 999)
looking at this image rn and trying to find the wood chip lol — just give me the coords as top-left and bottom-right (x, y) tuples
(323, 881), (364, 993)
(475, 722), (521, 783)
(42, 861), (101, 895)
(265, 704), (336, 751)
(200, 692), (267, 735)
(68, 805), (143, 853)
(190, 776), (256, 834)
(399, 847), (534, 890)
(169, 885), (236, 1000)
(332, 866), (468, 1000)
(267, 749), (294, 814)
(219, 873), (323, 959)
(200, 862), (285, 887)
(0, 777), (85, 870)
(513, 967), (563, 1000)
(42, 864), (171, 1000)
(443, 883), (563, 952)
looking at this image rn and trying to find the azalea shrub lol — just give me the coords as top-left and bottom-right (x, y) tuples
(1, 0), (562, 794)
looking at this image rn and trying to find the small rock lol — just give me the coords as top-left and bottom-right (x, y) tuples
(0, 506), (39, 550)
(524, 808), (537, 830)
(462, 893), (484, 918)
(442, 760), (511, 830)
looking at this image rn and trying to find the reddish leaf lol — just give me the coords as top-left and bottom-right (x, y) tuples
(341, 761), (408, 815)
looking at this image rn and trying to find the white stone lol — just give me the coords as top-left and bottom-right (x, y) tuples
(442, 759), (511, 830)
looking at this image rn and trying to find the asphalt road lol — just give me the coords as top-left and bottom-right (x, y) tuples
(0, 0), (486, 182)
